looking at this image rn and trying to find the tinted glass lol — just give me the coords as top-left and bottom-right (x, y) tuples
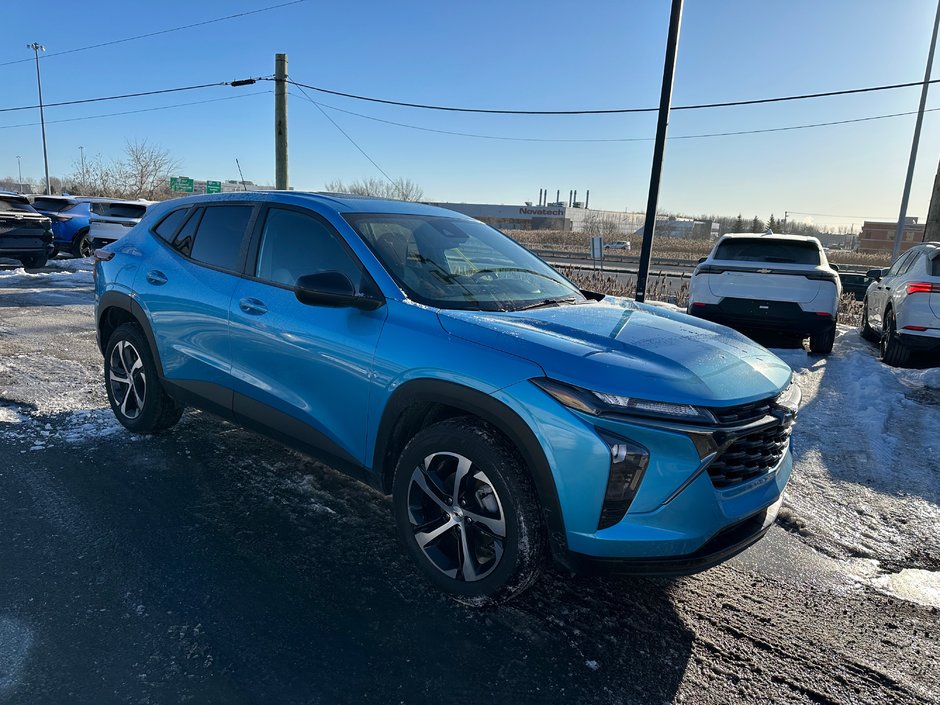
(932, 255), (940, 277)
(190, 206), (252, 270)
(31, 197), (72, 212)
(0, 197), (37, 213)
(898, 252), (921, 276)
(256, 208), (362, 288)
(90, 202), (147, 219)
(172, 209), (202, 257)
(887, 251), (914, 277)
(345, 213), (583, 311)
(713, 238), (821, 265)
(153, 208), (189, 241)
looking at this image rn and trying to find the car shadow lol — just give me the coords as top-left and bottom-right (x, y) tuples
(1, 409), (693, 704)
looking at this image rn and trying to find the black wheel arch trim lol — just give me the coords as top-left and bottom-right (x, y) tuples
(97, 291), (166, 378)
(373, 378), (569, 562)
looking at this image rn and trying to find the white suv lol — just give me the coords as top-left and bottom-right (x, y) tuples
(860, 242), (940, 366)
(688, 232), (841, 353)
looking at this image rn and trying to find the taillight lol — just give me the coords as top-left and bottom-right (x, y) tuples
(906, 282), (940, 294)
(815, 312), (832, 317)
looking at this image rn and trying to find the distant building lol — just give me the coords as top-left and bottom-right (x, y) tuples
(429, 201), (644, 234)
(632, 216), (711, 240)
(858, 218), (925, 254)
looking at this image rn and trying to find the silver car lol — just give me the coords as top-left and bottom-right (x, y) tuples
(88, 200), (153, 248)
(860, 242), (940, 366)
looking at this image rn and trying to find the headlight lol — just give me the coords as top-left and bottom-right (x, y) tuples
(774, 382), (802, 414)
(532, 378), (717, 424)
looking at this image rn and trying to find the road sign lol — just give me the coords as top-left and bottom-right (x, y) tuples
(590, 236), (603, 259)
(170, 176), (194, 193)
(206, 180), (222, 194)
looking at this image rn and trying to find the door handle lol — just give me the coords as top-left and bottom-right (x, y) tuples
(239, 297), (268, 315)
(146, 270), (167, 286)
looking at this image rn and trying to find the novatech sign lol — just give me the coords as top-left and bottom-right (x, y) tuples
(518, 207), (564, 216)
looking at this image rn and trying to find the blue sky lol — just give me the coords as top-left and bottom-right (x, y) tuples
(3, 0), (940, 230)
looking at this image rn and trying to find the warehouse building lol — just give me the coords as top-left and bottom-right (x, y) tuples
(858, 217), (926, 254)
(429, 200), (644, 235)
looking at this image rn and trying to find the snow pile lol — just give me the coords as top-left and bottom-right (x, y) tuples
(770, 326), (940, 583)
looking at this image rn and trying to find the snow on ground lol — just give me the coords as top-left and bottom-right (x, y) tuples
(770, 326), (940, 604)
(0, 257), (93, 288)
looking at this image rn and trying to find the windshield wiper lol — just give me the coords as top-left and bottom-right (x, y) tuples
(513, 296), (582, 311)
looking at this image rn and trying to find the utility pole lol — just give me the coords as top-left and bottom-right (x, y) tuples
(891, 0), (940, 260)
(274, 53), (289, 190)
(27, 43), (51, 196)
(635, 0), (684, 303)
(925, 164), (940, 242)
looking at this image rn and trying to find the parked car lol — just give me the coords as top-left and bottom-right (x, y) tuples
(87, 200), (152, 248)
(0, 192), (54, 269)
(30, 195), (96, 258)
(838, 270), (874, 301)
(860, 242), (940, 366)
(604, 240), (631, 251)
(95, 193), (800, 603)
(687, 232), (841, 354)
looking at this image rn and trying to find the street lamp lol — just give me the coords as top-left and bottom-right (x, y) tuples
(27, 42), (51, 196)
(16, 156), (22, 190)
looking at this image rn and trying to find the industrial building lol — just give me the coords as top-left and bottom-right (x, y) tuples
(431, 189), (644, 235)
(858, 217), (926, 254)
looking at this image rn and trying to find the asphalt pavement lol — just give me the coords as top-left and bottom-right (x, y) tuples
(0, 260), (937, 705)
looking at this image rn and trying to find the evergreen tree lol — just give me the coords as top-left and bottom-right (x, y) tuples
(750, 216), (764, 232)
(734, 214), (744, 233)
(768, 214), (778, 231)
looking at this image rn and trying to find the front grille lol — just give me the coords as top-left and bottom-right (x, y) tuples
(709, 396), (775, 425)
(707, 418), (792, 488)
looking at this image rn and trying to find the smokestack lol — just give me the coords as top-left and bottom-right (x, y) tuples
(538, 188), (542, 206)
(543, 187), (547, 206)
(569, 190), (573, 207)
(585, 190), (590, 209)
(556, 189), (560, 204)
(573, 190), (578, 207)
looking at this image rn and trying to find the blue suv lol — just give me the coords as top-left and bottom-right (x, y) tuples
(94, 192), (800, 603)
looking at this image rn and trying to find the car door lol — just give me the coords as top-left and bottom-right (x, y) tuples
(135, 203), (257, 417)
(869, 251), (913, 330)
(228, 205), (388, 467)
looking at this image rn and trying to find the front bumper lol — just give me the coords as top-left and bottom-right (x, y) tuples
(690, 300), (834, 335)
(562, 496), (781, 575)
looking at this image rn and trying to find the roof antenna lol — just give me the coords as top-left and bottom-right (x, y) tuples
(235, 158), (248, 191)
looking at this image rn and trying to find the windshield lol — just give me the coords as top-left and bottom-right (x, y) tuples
(345, 213), (585, 311)
(714, 238), (821, 265)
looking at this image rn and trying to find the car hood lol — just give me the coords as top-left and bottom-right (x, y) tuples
(437, 298), (792, 406)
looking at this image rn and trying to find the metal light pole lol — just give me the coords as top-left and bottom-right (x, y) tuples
(16, 156), (23, 189)
(891, 0), (940, 261)
(635, 0), (684, 302)
(27, 43), (51, 196)
(79, 145), (86, 193)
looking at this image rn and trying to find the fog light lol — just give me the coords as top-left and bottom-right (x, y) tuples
(597, 430), (650, 530)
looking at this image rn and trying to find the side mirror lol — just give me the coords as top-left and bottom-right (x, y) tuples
(830, 263), (840, 272)
(866, 268), (883, 280)
(294, 271), (384, 310)
(697, 256), (707, 264)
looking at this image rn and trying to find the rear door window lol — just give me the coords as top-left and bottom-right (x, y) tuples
(713, 238), (821, 265)
(189, 205), (253, 271)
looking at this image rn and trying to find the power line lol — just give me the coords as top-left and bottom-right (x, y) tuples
(292, 85), (399, 192)
(301, 95), (940, 143)
(282, 77), (940, 116)
(0, 80), (244, 113)
(0, 1), (309, 68)
(0, 91), (271, 130)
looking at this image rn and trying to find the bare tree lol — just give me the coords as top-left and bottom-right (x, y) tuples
(119, 140), (181, 200)
(323, 176), (424, 201)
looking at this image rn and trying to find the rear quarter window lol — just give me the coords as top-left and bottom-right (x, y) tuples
(714, 238), (821, 265)
(931, 256), (940, 277)
(153, 208), (190, 241)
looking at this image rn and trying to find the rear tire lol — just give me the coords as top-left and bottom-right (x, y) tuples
(104, 323), (183, 433)
(809, 322), (836, 354)
(71, 230), (92, 258)
(18, 254), (48, 270)
(880, 309), (911, 367)
(391, 417), (546, 605)
(859, 300), (879, 342)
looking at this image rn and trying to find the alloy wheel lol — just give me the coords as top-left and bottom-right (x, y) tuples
(407, 452), (506, 582)
(108, 340), (147, 419)
(78, 236), (92, 258)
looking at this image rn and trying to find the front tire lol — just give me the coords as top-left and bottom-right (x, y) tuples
(104, 323), (183, 433)
(859, 300), (879, 342)
(880, 309), (911, 367)
(392, 417), (546, 605)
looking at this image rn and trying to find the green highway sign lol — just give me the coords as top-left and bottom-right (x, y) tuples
(206, 180), (222, 194)
(170, 176), (194, 193)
